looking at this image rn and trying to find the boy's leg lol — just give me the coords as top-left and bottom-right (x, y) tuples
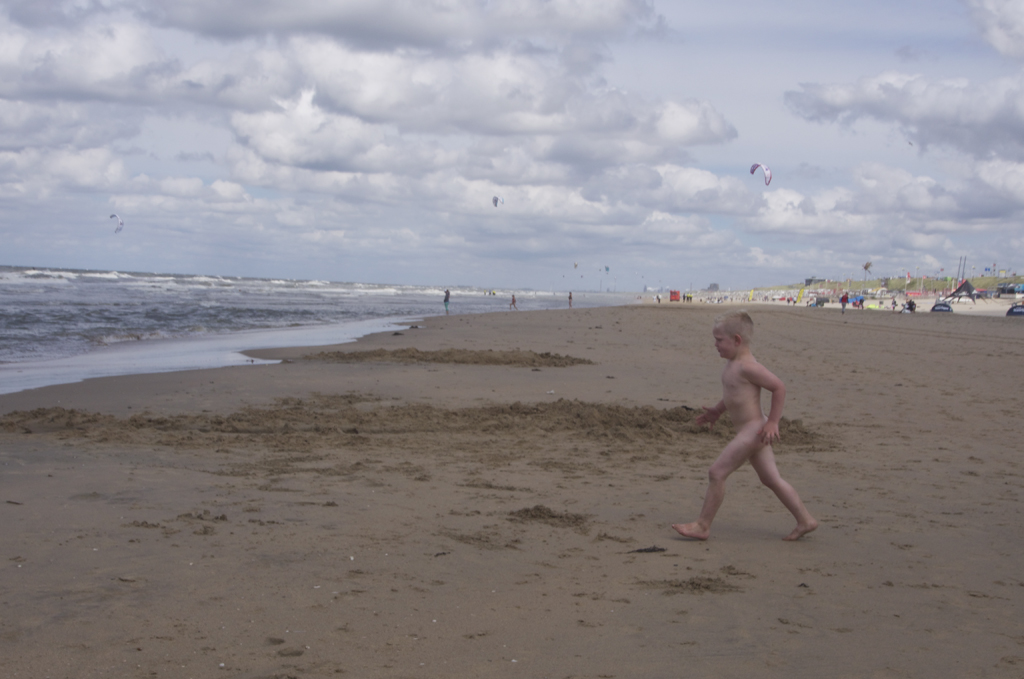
(672, 425), (761, 539)
(749, 446), (818, 540)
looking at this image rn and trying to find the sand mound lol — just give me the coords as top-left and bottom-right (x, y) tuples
(508, 504), (591, 533)
(306, 347), (594, 367)
(0, 399), (823, 477)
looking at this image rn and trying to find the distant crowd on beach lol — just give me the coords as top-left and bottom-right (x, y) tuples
(441, 284), (1021, 315)
(644, 287), (1015, 309)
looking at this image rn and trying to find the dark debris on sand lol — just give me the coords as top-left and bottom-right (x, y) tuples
(305, 347), (595, 368)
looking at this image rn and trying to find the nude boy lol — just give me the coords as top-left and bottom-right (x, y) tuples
(672, 311), (817, 541)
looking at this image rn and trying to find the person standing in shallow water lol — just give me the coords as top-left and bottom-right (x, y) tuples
(672, 310), (817, 541)
(568, 291), (572, 308)
(443, 289), (450, 315)
(510, 294), (518, 310)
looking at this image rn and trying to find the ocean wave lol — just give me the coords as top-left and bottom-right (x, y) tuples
(94, 331), (174, 346)
(3, 269), (76, 284)
(80, 270), (133, 280)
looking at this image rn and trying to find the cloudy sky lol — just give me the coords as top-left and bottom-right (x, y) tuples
(1, 0), (1022, 290)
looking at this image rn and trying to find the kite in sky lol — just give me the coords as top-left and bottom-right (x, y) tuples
(492, 196), (504, 207)
(110, 214), (124, 233)
(749, 163), (771, 186)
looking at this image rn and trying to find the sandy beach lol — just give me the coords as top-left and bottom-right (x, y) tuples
(2, 304), (1023, 678)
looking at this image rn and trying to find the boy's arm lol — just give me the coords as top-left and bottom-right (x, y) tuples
(695, 400), (726, 427)
(741, 361), (786, 443)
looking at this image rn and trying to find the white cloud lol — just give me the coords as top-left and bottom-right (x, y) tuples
(749, 187), (876, 236)
(634, 211), (739, 250)
(848, 163), (958, 216)
(967, 0), (1024, 58)
(0, 99), (139, 149)
(109, 178), (280, 227)
(210, 179), (249, 201)
(230, 89), (402, 172)
(651, 165), (753, 214)
(654, 100), (736, 145)
(785, 70), (1024, 159)
(158, 176), (204, 197)
(0, 18), (173, 99)
(0, 146), (125, 198)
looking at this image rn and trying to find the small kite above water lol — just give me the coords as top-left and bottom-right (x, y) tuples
(750, 163), (771, 186)
(110, 214), (124, 233)
(492, 196), (504, 207)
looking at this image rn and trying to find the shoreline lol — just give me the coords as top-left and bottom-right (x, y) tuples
(0, 315), (419, 397)
(2, 304), (1023, 676)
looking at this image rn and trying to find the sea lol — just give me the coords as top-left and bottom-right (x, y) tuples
(0, 265), (632, 395)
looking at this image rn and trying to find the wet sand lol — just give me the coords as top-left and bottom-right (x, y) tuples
(2, 304), (1023, 678)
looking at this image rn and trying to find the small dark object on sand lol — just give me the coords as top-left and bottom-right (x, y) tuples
(629, 545), (666, 553)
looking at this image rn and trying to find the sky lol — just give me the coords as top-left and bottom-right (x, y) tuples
(1, 0), (1023, 291)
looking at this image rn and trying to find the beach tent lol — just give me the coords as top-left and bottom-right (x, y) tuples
(943, 280), (978, 303)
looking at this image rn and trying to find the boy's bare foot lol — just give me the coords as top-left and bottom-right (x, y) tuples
(783, 518), (818, 541)
(672, 522), (709, 540)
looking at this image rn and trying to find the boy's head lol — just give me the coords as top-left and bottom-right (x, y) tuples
(713, 310), (754, 344)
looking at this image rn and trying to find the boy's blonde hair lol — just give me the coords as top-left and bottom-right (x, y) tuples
(714, 310), (754, 343)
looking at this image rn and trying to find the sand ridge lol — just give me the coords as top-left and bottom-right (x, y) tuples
(0, 395), (823, 457)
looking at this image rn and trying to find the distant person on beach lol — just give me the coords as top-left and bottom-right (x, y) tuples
(672, 311), (817, 541)
(444, 289), (450, 315)
(568, 291), (573, 308)
(510, 294), (518, 311)
(840, 292), (849, 314)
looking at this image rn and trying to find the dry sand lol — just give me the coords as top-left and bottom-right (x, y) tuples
(2, 304), (1023, 678)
